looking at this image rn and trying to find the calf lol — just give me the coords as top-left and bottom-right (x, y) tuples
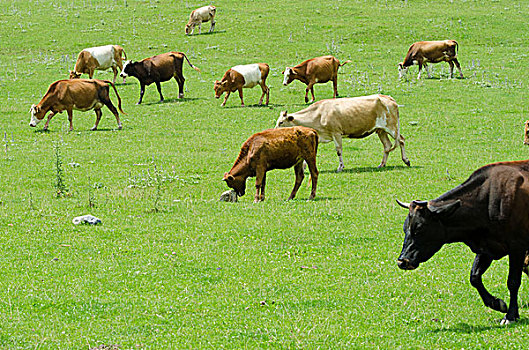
(276, 94), (410, 171)
(69, 45), (127, 84)
(282, 55), (351, 103)
(397, 160), (529, 324)
(398, 40), (463, 79)
(120, 51), (200, 104)
(185, 5), (216, 35)
(214, 63), (270, 106)
(223, 126), (319, 203)
(29, 79), (124, 131)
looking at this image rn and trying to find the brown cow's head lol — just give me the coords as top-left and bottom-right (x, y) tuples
(29, 104), (45, 127)
(214, 80), (228, 98)
(396, 199), (461, 270)
(524, 120), (529, 145)
(69, 70), (82, 79)
(185, 24), (193, 35)
(275, 111), (295, 128)
(223, 172), (246, 197)
(282, 67), (296, 86)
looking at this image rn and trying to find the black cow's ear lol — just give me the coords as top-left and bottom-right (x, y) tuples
(428, 200), (461, 217)
(287, 115), (294, 122)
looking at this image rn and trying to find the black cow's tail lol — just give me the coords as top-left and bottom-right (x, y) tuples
(179, 52), (201, 73)
(104, 80), (126, 115)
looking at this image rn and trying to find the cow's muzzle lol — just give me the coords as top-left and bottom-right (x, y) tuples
(397, 259), (417, 270)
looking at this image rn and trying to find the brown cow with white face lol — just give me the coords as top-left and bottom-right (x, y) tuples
(223, 126), (319, 203)
(398, 40), (463, 79)
(214, 63), (270, 107)
(282, 55), (351, 103)
(29, 79), (124, 131)
(69, 45), (127, 84)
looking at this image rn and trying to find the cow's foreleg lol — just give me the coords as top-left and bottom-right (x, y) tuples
(288, 162), (305, 200)
(238, 88), (245, 107)
(155, 81), (164, 102)
(332, 134), (344, 172)
(92, 108), (102, 131)
(470, 254), (508, 314)
(377, 131), (394, 168)
(137, 83), (146, 104)
(67, 109), (74, 131)
(221, 92), (230, 107)
(43, 112), (56, 131)
(453, 58), (464, 78)
(254, 167), (266, 203)
(210, 20), (215, 33)
(501, 251), (525, 325)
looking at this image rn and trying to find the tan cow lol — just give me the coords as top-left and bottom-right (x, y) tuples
(214, 63), (270, 106)
(223, 126), (319, 202)
(185, 5), (216, 35)
(69, 45), (127, 84)
(398, 40), (463, 79)
(282, 55), (351, 103)
(276, 94), (410, 171)
(29, 79), (125, 131)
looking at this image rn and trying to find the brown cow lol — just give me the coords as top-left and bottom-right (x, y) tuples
(69, 45), (127, 84)
(29, 79), (124, 131)
(214, 63), (270, 107)
(223, 126), (319, 203)
(120, 51), (200, 104)
(398, 40), (463, 79)
(185, 5), (216, 35)
(282, 55), (351, 103)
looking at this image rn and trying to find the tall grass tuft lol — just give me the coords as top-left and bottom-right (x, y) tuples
(53, 141), (69, 197)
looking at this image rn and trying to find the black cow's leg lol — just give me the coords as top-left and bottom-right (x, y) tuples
(155, 81), (164, 102)
(470, 254), (508, 313)
(137, 83), (146, 105)
(502, 251), (525, 325)
(288, 162), (305, 200)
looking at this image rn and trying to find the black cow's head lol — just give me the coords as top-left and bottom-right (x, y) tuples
(120, 60), (135, 78)
(396, 199), (461, 270)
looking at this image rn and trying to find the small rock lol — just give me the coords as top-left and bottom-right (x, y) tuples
(219, 189), (238, 202)
(68, 162), (80, 167)
(72, 215), (102, 225)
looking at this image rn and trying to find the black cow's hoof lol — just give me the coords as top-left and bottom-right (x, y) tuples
(491, 298), (508, 313)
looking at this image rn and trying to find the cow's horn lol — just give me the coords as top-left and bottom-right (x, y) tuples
(396, 199), (410, 209)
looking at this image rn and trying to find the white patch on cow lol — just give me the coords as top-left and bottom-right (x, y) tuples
(84, 45), (115, 69)
(29, 105), (41, 127)
(412, 60), (418, 65)
(120, 60), (131, 77)
(282, 67), (291, 86)
(231, 64), (262, 88)
(375, 114), (388, 130)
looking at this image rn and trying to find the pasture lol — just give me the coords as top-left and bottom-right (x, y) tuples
(1, 0), (529, 347)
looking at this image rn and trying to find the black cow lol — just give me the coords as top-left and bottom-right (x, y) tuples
(396, 160), (529, 325)
(120, 51), (200, 104)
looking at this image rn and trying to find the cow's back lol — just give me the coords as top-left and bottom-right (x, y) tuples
(83, 45), (115, 68)
(305, 56), (339, 81)
(231, 64), (262, 88)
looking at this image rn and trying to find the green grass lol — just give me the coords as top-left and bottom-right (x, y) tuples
(2, 0), (529, 348)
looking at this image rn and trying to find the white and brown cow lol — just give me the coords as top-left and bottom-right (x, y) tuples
(69, 45), (128, 84)
(29, 79), (125, 131)
(398, 40), (463, 79)
(185, 5), (216, 35)
(214, 63), (270, 107)
(276, 94), (410, 172)
(282, 55), (351, 103)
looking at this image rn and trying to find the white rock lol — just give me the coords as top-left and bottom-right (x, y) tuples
(72, 215), (102, 225)
(219, 190), (238, 202)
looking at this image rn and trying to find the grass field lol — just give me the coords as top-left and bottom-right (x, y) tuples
(2, 0), (529, 348)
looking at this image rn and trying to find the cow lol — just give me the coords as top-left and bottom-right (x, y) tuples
(282, 55), (351, 103)
(396, 160), (529, 325)
(69, 45), (127, 84)
(398, 40), (463, 79)
(29, 79), (124, 131)
(185, 5), (216, 35)
(275, 94), (410, 172)
(223, 126), (319, 203)
(524, 120), (529, 145)
(119, 51), (200, 104)
(214, 63), (270, 107)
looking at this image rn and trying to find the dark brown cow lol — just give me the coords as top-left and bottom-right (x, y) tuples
(69, 45), (127, 84)
(398, 40), (463, 79)
(120, 51), (200, 104)
(397, 160), (529, 325)
(214, 63), (270, 106)
(29, 79), (124, 131)
(282, 55), (351, 103)
(223, 126), (319, 203)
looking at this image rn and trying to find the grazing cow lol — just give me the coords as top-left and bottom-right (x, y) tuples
(120, 51), (200, 104)
(282, 55), (351, 103)
(275, 94), (410, 172)
(69, 45), (127, 84)
(185, 5), (216, 35)
(223, 126), (319, 203)
(214, 63), (270, 107)
(396, 160), (529, 325)
(524, 120), (529, 145)
(29, 79), (124, 131)
(398, 40), (463, 79)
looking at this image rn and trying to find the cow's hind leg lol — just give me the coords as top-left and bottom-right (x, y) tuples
(174, 75), (185, 99)
(376, 130), (394, 167)
(288, 161), (305, 200)
(304, 157), (318, 200)
(332, 134), (345, 172)
(448, 61), (455, 78)
(111, 66), (118, 84)
(258, 82), (269, 105)
(501, 251), (525, 325)
(155, 81), (164, 102)
(332, 76), (338, 98)
(210, 20), (215, 33)
(238, 88), (245, 106)
(453, 58), (464, 78)
(398, 134), (410, 166)
(100, 94), (122, 130)
(92, 108), (102, 131)
(425, 64), (431, 78)
(470, 254), (508, 314)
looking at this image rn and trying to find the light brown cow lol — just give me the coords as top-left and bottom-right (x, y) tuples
(29, 79), (125, 131)
(223, 126), (319, 203)
(282, 55), (351, 103)
(398, 40), (463, 79)
(185, 5), (216, 35)
(214, 63), (270, 107)
(69, 45), (128, 84)
(276, 94), (410, 171)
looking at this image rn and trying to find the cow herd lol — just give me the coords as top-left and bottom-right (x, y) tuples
(26, 5), (529, 326)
